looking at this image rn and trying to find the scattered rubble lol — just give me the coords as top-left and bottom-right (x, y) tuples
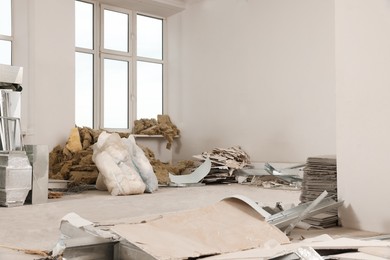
(192, 146), (251, 183)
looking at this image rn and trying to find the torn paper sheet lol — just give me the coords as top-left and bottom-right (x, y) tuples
(111, 196), (289, 260)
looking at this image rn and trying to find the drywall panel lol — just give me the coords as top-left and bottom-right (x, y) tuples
(167, 0), (336, 162)
(13, 0), (75, 150)
(335, 0), (390, 232)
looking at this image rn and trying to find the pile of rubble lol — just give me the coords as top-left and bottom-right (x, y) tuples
(132, 114), (180, 149)
(49, 117), (188, 187)
(49, 127), (103, 186)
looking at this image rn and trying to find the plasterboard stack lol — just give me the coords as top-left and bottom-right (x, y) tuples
(300, 155), (339, 228)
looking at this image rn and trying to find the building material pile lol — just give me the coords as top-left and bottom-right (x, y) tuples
(300, 155), (339, 228)
(143, 146), (195, 185)
(132, 114), (180, 149)
(193, 146), (251, 183)
(49, 124), (190, 187)
(49, 127), (103, 186)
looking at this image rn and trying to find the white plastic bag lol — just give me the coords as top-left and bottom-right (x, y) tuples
(124, 135), (158, 193)
(92, 132), (145, 195)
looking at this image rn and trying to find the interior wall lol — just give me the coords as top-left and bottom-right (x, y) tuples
(336, 0), (390, 233)
(167, 0), (336, 162)
(13, 0), (75, 150)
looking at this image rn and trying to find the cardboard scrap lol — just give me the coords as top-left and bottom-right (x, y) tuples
(111, 197), (289, 260)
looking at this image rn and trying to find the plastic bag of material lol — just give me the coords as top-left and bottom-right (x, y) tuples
(92, 132), (145, 196)
(123, 135), (158, 193)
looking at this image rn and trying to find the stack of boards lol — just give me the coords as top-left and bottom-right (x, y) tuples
(300, 156), (339, 228)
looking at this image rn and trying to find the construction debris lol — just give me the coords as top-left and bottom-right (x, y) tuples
(168, 158), (211, 185)
(300, 156), (339, 228)
(49, 116), (183, 188)
(193, 146), (251, 183)
(142, 145), (195, 185)
(267, 192), (343, 232)
(48, 194), (390, 260)
(132, 114), (180, 149)
(111, 197), (290, 259)
(0, 244), (50, 258)
(49, 127), (102, 186)
(235, 162), (304, 189)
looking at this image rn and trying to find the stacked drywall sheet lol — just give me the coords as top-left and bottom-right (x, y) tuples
(300, 155), (338, 228)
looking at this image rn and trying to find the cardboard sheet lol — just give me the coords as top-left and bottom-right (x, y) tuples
(111, 198), (290, 260)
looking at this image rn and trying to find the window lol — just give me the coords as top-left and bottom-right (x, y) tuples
(75, 1), (165, 129)
(0, 0), (12, 65)
(136, 15), (163, 119)
(75, 1), (94, 128)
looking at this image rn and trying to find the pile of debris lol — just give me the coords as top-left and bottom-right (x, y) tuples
(48, 193), (348, 260)
(188, 146), (251, 183)
(142, 146), (195, 185)
(132, 114), (180, 149)
(49, 127), (103, 186)
(49, 122), (191, 187)
(300, 156), (339, 228)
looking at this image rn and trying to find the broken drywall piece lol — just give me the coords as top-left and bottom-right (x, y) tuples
(169, 158), (211, 184)
(61, 212), (93, 228)
(221, 194), (271, 219)
(110, 196), (290, 260)
(52, 212), (119, 258)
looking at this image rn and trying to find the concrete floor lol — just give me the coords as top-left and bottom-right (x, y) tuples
(0, 184), (378, 259)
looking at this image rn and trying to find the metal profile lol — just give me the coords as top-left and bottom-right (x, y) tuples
(267, 196), (343, 230)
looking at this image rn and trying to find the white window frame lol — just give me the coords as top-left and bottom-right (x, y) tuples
(135, 13), (166, 121)
(0, 0), (13, 65)
(75, 1), (166, 131)
(75, 0), (99, 128)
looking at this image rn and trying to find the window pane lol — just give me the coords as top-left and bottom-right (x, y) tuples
(137, 15), (162, 60)
(103, 58), (128, 128)
(104, 10), (128, 52)
(0, 40), (11, 65)
(75, 1), (93, 49)
(137, 61), (162, 119)
(75, 52), (93, 128)
(0, 0), (12, 36)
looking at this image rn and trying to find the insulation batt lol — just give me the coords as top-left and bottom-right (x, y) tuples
(92, 132), (146, 195)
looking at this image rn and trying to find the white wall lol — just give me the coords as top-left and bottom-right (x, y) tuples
(13, 0), (75, 150)
(167, 0), (336, 162)
(336, 0), (390, 233)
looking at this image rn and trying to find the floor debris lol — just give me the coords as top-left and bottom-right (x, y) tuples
(192, 146), (251, 183)
(41, 190), (390, 260)
(237, 162), (304, 189)
(300, 156), (339, 228)
(0, 244), (50, 257)
(168, 158), (211, 184)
